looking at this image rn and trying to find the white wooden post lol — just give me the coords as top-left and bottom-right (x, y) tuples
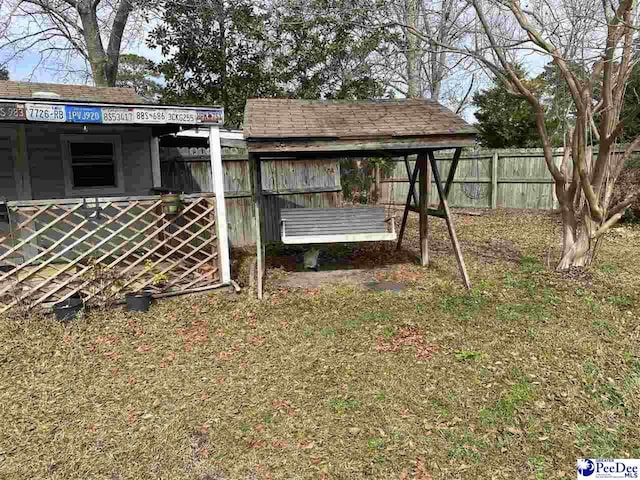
(150, 136), (162, 188)
(209, 125), (231, 283)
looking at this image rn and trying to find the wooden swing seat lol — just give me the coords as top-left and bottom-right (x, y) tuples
(280, 207), (396, 245)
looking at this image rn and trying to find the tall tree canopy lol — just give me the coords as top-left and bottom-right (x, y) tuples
(116, 53), (162, 101)
(0, 66), (8, 80)
(271, 0), (386, 100)
(150, 0), (387, 127)
(149, 0), (281, 128)
(472, 71), (542, 148)
(473, 64), (573, 148)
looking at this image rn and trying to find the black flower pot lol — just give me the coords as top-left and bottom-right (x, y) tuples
(53, 294), (84, 321)
(126, 291), (153, 312)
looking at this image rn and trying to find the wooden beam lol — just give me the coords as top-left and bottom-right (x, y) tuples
(13, 125), (37, 260)
(396, 153), (420, 251)
(250, 153), (265, 299)
(380, 177), (491, 184)
(150, 136), (162, 188)
(408, 206), (446, 218)
(14, 126), (32, 200)
(418, 152), (429, 266)
(443, 147), (462, 199)
(428, 151), (471, 289)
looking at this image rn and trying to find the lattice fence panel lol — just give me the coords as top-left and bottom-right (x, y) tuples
(0, 194), (220, 313)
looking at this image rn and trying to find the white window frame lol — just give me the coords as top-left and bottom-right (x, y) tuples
(61, 134), (125, 196)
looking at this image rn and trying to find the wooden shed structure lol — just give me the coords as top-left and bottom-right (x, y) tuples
(243, 98), (477, 298)
(0, 80), (230, 313)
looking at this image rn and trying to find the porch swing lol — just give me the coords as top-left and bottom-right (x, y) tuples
(280, 160), (397, 245)
(244, 98), (477, 299)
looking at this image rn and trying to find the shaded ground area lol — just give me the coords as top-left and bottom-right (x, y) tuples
(2, 209), (640, 479)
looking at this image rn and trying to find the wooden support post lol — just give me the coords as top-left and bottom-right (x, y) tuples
(13, 126), (37, 261)
(250, 153), (265, 299)
(209, 125), (230, 283)
(418, 152), (429, 266)
(491, 151), (498, 209)
(396, 154), (420, 251)
(14, 126), (32, 200)
(373, 164), (380, 203)
(403, 155), (419, 207)
(426, 152), (432, 209)
(428, 151), (471, 289)
(444, 147), (461, 199)
(150, 136), (162, 189)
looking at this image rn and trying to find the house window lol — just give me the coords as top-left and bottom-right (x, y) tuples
(62, 135), (124, 196)
(70, 142), (116, 188)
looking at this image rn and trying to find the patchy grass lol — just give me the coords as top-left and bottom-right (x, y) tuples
(454, 350), (482, 361)
(2, 210), (640, 479)
(328, 398), (361, 413)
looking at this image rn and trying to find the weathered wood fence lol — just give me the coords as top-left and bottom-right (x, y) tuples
(160, 147), (341, 246)
(161, 146), (640, 248)
(379, 148), (560, 210)
(379, 147), (640, 210)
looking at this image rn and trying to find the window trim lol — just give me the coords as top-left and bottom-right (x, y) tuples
(61, 134), (125, 197)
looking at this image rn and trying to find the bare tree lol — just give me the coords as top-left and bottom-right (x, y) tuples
(375, 0), (481, 111)
(0, 0), (155, 85)
(413, 0), (640, 269)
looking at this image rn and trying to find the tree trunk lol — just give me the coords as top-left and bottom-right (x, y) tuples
(78, 0), (130, 87)
(406, 0), (420, 98)
(78, 6), (109, 86)
(556, 203), (596, 270)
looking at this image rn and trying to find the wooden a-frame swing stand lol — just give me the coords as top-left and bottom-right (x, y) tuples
(396, 148), (471, 290)
(248, 147), (471, 299)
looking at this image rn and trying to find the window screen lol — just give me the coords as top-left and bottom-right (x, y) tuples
(69, 142), (116, 188)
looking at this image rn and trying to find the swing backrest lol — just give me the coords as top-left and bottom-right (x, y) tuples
(280, 207), (396, 244)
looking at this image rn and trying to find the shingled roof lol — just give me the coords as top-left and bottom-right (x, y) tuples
(244, 98), (475, 138)
(243, 98), (476, 154)
(0, 80), (144, 104)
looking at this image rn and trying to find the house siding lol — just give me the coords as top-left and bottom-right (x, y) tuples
(0, 123), (154, 201)
(0, 131), (16, 199)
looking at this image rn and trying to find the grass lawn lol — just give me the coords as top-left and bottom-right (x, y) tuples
(2, 210), (640, 479)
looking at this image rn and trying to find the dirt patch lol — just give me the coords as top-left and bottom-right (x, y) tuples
(365, 281), (408, 293)
(276, 268), (376, 289)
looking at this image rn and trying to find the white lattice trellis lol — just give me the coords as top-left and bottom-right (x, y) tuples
(0, 194), (221, 313)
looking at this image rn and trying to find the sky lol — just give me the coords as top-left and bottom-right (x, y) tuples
(2, 14), (549, 126)
(7, 40), (164, 84)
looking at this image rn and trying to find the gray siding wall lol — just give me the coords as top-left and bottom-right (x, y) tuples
(0, 123), (154, 201)
(0, 129), (16, 199)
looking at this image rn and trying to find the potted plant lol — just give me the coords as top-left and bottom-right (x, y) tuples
(125, 262), (168, 312)
(160, 192), (182, 214)
(53, 292), (84, 321)
(125, 289), (153, 312)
